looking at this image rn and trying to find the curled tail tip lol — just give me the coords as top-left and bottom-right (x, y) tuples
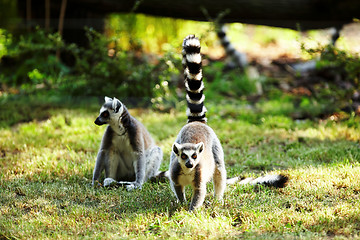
(236, 174), (289, 188)
(183, 35), (200, 48)
(259, 174), (289, 188)
(274, 174), (289, 188)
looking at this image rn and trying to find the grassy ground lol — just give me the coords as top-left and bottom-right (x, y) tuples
(1, 96), (360, 239)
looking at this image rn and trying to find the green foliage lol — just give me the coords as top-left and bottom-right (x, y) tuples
(0, 29), (11, 58)
(0, 28), (69, 89)
(204, 61), (258, 99)
(0, 28), (180, 99)
(107, 13), (215, 54)
(300, 43), (360, 112)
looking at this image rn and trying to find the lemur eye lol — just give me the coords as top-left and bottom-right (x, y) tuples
(102, 111), (109, 118)
(192, 154), (197, 159)
(181, 154), (187, 160)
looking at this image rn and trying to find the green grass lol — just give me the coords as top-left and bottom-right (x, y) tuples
(1, 96), (360, 239)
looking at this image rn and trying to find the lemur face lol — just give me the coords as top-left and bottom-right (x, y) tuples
(172, 142), (204, 169)
(94, 97), (124, 126)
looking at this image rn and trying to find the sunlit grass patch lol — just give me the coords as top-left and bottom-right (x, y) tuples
(1, 97), (360, 239)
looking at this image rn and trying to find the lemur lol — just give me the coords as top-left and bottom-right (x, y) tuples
(92, 97), (163, 191)
(169, 35), (288, 211)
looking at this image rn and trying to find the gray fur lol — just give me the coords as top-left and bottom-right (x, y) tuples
(169, 122), (227, 211)
(168, 35), (288, 211)
(92, 97), (163, 191)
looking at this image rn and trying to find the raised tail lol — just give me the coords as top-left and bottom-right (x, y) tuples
(227, 174), (288, 188)
(182, 35), (207, 123)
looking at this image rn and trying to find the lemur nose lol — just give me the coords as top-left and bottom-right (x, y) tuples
(185, 161), (193, 168)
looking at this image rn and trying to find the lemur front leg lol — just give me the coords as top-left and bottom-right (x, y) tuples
(103, 151), (121, 187)
(172, 182), (186, 203)
(189, 184), (207, 211)
(92, 149), (106, 186)
(145, 146), (163, 180)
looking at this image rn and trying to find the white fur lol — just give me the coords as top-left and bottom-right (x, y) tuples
(186, 106), (207, 117)
(186, 94), (205, 105)
(183, 38), (200, 47)
(186, 53), (201, 64)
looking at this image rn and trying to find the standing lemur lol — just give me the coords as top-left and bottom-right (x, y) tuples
(92, 97), (163, 191)
(169, 35), (288, 211)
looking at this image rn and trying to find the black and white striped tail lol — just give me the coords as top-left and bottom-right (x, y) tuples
(226, 174), (288, 188)
(182, 35), (207, 123)
(217, 25), (247, 70)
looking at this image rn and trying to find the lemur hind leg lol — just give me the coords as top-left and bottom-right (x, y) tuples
(213, 165), (226, 201)
(145, 146), (163, 180)
(118, 146), (163, 191)
(212, 143), (226, 201)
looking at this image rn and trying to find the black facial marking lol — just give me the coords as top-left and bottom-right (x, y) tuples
(101, 110), (109, 118)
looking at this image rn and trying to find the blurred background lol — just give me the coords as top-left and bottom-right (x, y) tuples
(0, 0), (359, 126)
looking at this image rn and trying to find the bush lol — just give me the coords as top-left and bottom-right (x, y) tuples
(301, 44), (360, 112)
(0, 28), (180, 100)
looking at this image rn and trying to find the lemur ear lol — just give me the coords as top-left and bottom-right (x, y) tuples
(196, 142), (204, 153)
(173, 143), (180, 156)
(104, 96), (112, 102)
(112, 97), (123, 113)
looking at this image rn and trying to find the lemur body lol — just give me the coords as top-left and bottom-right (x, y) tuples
(92, 97), (163, 190)
(169, 35), (288, 211)
(170, 121), (226, 210)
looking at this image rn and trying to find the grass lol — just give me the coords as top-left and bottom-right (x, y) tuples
(1, 96), (360, 239)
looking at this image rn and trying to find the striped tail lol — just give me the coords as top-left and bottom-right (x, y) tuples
(226, 174), (288, 188)
(182, 35), (207, 123)
(217, 24), (247, 70)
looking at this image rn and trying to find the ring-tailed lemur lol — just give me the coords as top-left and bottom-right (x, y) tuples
(92, 97), (163, 191)
(169, 35), (288, 211)
(217, 24), (247, 70)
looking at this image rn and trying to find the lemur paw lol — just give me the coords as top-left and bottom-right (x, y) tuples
(103, 178), (118, 187)
(118, 181), (142, 191)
